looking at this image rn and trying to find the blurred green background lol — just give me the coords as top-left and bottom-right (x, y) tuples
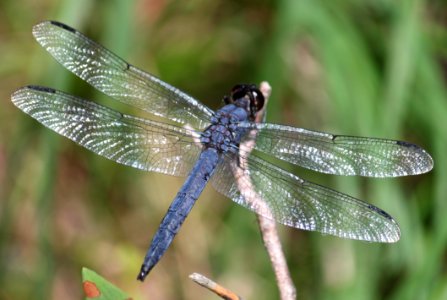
(0, 0), (445, 299)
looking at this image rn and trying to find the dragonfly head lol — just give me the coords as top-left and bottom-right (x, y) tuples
(224, 84), (265, 121)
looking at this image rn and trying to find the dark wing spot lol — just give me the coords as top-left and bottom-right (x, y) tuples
(26, 85), (56, 93)
(49, 21), (76, 33)
(396, 140), (418, 149)
(367, 204), (393, 221)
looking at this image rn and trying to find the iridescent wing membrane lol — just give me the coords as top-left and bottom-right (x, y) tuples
(12, 86), (201, 177)
(12, 21), (433, 244)
(211, 153), (401, 243)
(31, 21), (214, 129)
(239, 123), (433, 178)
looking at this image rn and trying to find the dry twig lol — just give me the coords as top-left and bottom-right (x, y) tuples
(191, 82), (296, 300)
(236, 82), (296, 300)
(189, 273), (243, 300)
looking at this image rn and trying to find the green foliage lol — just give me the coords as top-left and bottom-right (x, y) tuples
(0, 0), (446, 299)
(82, 268), (130, 300)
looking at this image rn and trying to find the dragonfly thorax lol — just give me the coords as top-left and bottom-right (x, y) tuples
(200, 105), (248, 153)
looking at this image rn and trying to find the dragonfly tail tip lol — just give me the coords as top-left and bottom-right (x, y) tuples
(136, 265), (153, 282)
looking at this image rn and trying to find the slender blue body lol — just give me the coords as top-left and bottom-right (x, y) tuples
(137, 100), (252, 280)
(137, 148), (220, 279)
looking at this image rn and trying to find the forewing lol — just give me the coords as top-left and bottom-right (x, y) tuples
(32, 21), (214, 129)
(239, 123), (433, 177)
(12, 86), (201, 176)
(211, 151), (400, 243)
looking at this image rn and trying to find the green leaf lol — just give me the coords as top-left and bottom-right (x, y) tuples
(82, 268), (131, 300)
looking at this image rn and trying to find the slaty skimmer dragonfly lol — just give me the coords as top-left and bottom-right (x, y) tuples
(11, 21), (433, 281)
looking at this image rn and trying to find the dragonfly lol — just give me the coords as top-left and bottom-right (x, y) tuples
(12, 21), (433, 281)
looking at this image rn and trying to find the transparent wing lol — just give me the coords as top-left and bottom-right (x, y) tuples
(211, 151), (400, 243)
(32, 21), (214, 129)
(12, 86), (202, 176)
(239, 123), (433, 177)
